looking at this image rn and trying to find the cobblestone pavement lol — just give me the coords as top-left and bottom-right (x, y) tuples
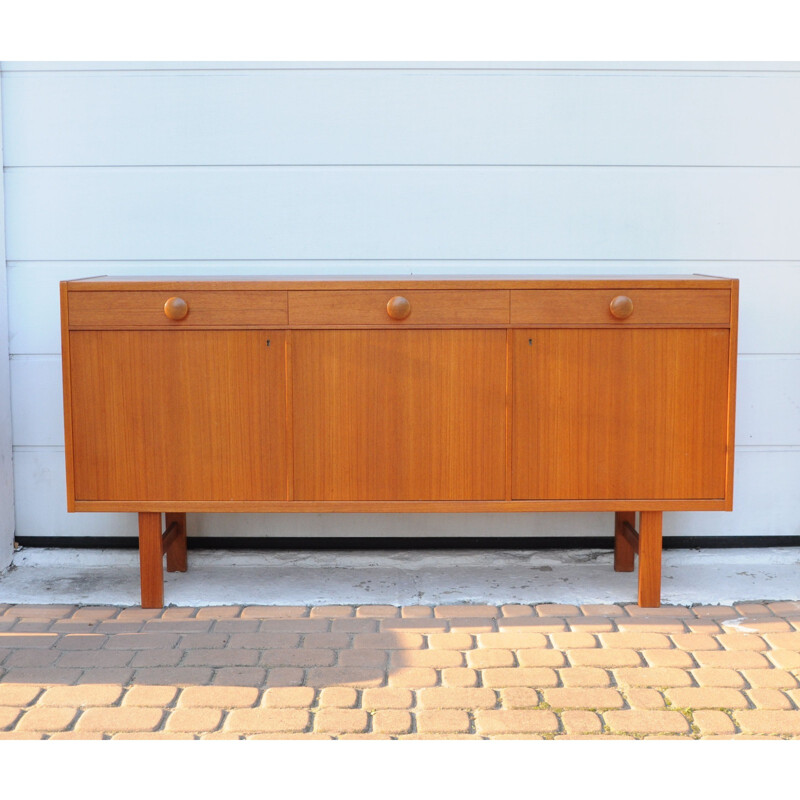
(1, 601), (800, 739)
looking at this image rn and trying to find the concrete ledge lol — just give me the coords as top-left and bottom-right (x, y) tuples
(1, 546), (798, 607)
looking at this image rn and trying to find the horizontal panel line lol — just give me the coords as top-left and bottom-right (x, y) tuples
(3, 66), (800, 74)
(734, 445), (800, 451)
(737, 353), (800, 359)
(12, 444), (800, 453)
(11, 353), (800, 361)
(7, 258), (800, 264)
(7, 164), (800, 170)
(14, 446), (65, 452)
(10, 346), (800, 359)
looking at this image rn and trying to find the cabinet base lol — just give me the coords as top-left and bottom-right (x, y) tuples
(137, 510), (664, 609)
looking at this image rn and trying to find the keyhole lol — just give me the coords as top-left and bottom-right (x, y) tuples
(266, 339), (271, 347)
(528, 338), (532, 346)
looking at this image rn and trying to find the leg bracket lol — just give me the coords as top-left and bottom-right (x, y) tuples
(161, 521), (179, 555)
(621, 520), (639, 555)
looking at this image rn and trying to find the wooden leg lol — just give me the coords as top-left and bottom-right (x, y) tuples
(138, 512), (164, 608)
(638, 510), (663, 608)
(614, 511), (636, 572)
(165, 512), (188, 573)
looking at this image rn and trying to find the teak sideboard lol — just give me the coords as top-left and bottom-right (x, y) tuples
(60, 275), (739, 608)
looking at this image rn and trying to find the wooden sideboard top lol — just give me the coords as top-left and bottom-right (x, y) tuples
(63, 274), (736, 291)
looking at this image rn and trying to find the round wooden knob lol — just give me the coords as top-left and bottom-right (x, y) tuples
(386, 296), (411, 320)
(609, 295), (634, 319)
(164, 296), (189, 320)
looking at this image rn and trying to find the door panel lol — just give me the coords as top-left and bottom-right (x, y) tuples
(70, 330), (287, 501)
(512, 329), (730, 500)
(291, 329), (507, 500)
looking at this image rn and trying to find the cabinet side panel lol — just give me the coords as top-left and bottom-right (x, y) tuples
(725, 280), (740, 508)
(512, 328), (730, 500)
(292, 329), (507, 501)
(69, 330), (288, 502)
(60, 282), (76, 510)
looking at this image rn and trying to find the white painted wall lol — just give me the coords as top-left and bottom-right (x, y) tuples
(2, 62), (799, 543)
(0, 77), (15, 569)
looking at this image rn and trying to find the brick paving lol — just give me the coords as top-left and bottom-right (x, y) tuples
(0, 601), (799, 739)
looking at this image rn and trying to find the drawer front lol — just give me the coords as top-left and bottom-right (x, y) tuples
(510, 289), (731, 325)
(68, 290), (288, 327)
(289, 289), (509, 325)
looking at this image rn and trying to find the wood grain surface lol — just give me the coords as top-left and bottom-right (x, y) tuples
(288, 289), (509, 326)
(69, 330), (288, 501)
(510, 289), (731, 325)
(291, 329), (507, 501)
(138, 511), (164, 609)
(511, 328), (731, 500)
(638, 511), (664, 608)
(68, 290), (288, 328)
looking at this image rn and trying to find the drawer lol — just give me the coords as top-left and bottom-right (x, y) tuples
(68, 290), (288, 328)
(510, 289), (731, 325)
(288, 289), (509, 325)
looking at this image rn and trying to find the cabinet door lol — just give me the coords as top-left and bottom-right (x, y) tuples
(291, 329), (507, 501)
(69, 331), (287, 502)
(512, 329), (730, 500)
